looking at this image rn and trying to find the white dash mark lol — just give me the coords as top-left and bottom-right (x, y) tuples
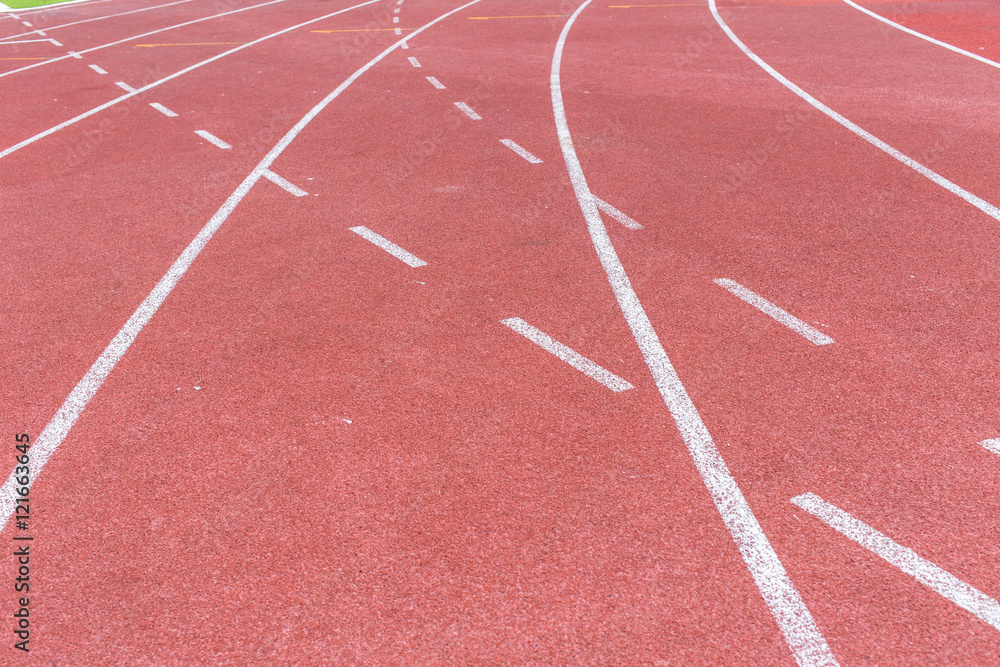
(392, 15), (399, 22)
(982, 439), (1000, 456)
(501, 317), (633, 392)
(394, 7), (399, 12)
(592, 194), (643, 229)
(349, 225), (427, 267)
(22, 20), (30, 26)
(263, 169), (308, 197)
(88, 63), (107, 74)
(149, 102), (177, 117)
(714, 279), (834, 345)
(341, 417), (352, 424)
(407, 56), (420, 67)
(67, 51), (82, 58)
(394, 27), (401, 34)
(49, 39), (62, 46)
(194, 129), (232, 150)
(400, 41), (408, 49)
(115, 81), (137, 93)
(500, 138), (542, 164)
(36, 30), (46, 36)
(792, 492), (1000, 632)
(426, 75), (445, 89)
(454, 101), (481, 119)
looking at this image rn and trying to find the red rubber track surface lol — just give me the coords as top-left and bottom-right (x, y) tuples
(1, 0), (999, 663)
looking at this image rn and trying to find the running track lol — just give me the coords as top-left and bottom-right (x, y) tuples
(1, 0), (999, 663)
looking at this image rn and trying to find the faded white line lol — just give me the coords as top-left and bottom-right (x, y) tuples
(592, 194), (642, 229)
(0, 0), (377, 160)
(0, 0), (199, 44)
(115, 80), (137, 93)
(552, 3), (837, 665)
(842, 0), (1000, 70)
(349, 225), (427, 267)
(88, 63), (107, 74)
(454, 101), (481, 119)
(982, 439), (1000, 456)
(426, 75), (445, 89)
(500, 138), (542, 163)
(263, 169), (306, 196)
(708, 0), (1000, 225)
(0, 0), (486, 531)
(793, 492), (1000, 631)
(714, 278), (834, 346)
(394, 7), (399, 12)
(195, 129), (231, 150)
(407, 55), (420, 67)
(501, 317), (633, 392)
(149, 102), (177, 116)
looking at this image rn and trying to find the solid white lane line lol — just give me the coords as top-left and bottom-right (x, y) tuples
(0, 38), (51, 43)
(263, 169), (307, 196)
(0, 0), (199, 43)
(501, 317), (633, 392)
(707, 0), (1000, 226)
(552, 4), (837, 666)
(349, 226), (427, 267)
(842, 0), (1000, 70)
(0, 0), (288, 81)
(454, 101), (481, 119)
(426, 75), (445, 89)
(149, 102), (177, 117)
(115, 80), (137, 93)
(500, 138), (542, 163)
(792, 492), (1000, 631)
(982, 439), (1000, 456)
(88, 63), (107, 74)
(0, 0), (486, 532)
(194, 129), (232, 150)
(714, 279), (834, 346)
(407, 55), (420, 67)
(592, 194), (642, 229)
(0, 0), (378, 160)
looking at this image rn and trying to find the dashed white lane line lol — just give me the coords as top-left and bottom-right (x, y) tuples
(394, 7), (399, 12)
(841, 0), (1000, 70)
(454, 101), (481, 119)
(149, 102), (178, 117)
(714, 278), (834, 346)
(349, 225), (427, 267)
(263, 169), (308, 196)
(36, 30), (46, 35)
(426, 75), (445, 89)
(500, 138), (542, 163)
(392, 16), (399, 22)
(792, 492), (1000, 632)
(115, 80), (137, 93)
(50, 39), (62, 46)
(88, 63), (107, 74)
(400, 40), (407, 48)
(21, 20), (30, 26)
(982, 439), (1000, 456)
(194, 129), (231, 150)
(394, 27), (401, 35)
(501, 317), (634, 392)
(592, 194), (642, 230)
(707, 0), (1000, 226)
(552, 3), (836, 665)
(407, 55), (420, 67)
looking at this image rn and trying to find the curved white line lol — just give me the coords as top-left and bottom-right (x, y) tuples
(0, 0), (199, 43)
(551, 3), (838, 665)
(842, 0), (1000, 70)
(707, 0), (1000, 224)
(0, 0), (485, 530)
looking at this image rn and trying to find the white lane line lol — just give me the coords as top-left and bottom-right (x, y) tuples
(194, 129), (232, 150)
(0, 0), (378, 160)
(500, 138), (542, 164)
(0, 38), (52, 44)
(67, 50), (81, 58)
(0, 0), (199, 44)
(115, 80), (137, 93)
(49, 38), (62, 46)
(263, 169), (307, 196)
(349, 225), (427, 267)
(88, 63), (107, 74)
(0, 0), (486, 532)
(551, 4), (838, 666)
(149, 102), (178, 117)
(426, 75), (445, 89)
(0, 0), (288, 81)
(708, 0), (1000, 226)
(454, 101), (481, 119)
(714, 279), (834, 346)
(407, 55), (420, 67)
(792, 492), (1000, 632)
(501, 318), (634, 392)
(842, 0), (1000, 70)
(982, 439), (1000, 456)
(592, 194), (642, 230)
